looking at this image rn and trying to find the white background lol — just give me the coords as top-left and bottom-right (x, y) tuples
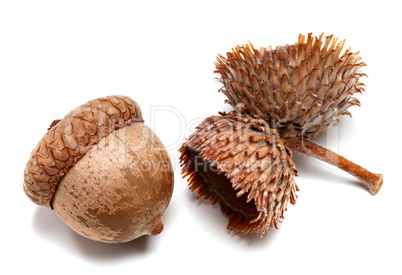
(1, 0), (400, 274)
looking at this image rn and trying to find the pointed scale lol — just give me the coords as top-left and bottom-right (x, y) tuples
(214, 33), (366, 139)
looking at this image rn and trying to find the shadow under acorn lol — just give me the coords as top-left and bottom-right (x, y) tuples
(31, 206), (155, 263)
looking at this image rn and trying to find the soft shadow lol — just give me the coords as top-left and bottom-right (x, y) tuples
(291, 149), (369, 193)
(71, 231), (151, 263)
(32, 207), (156, 263)
(159, 186), (181, 232)
(233, 223), (281, 247)
(185, 191), (280, 249)
(289, 116), (370, 192)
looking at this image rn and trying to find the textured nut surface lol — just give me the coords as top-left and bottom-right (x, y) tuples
(23, 95), (143, 207)
(215, 33), (365, 139)
(53, 122), (174, 243)
(180, 112), (298, 235)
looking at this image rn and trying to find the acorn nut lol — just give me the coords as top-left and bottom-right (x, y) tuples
(24, 95), (174, 243)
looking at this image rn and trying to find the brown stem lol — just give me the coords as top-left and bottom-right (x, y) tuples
(284, 137), (383, 195)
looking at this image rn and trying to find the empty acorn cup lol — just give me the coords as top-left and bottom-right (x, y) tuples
(180, 112), (298, 235)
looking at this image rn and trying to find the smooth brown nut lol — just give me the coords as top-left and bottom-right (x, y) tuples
(23, 95), (174, 243)
(53, 122), (173, 242)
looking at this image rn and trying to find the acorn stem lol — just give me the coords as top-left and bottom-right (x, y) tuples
(284, 137), (383, 195)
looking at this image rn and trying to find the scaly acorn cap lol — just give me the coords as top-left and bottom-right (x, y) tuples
(179, 111), (298, 235)
(215, 33), (366, 139)
(23, 95), (143, 208)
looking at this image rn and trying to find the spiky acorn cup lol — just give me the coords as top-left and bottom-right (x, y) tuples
(179, 112), (298, 235)
(215, 33), (383, 195)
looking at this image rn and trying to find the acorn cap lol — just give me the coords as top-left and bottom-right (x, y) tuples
(23, 95), (143, 208)
(180, 112), (298, 235)
(215, 33), (366, 139)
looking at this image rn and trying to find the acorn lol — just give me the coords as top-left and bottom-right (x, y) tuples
(179, 111), (298, 235)
(214, 33), (383, 195)
(24, 95), (174, 243)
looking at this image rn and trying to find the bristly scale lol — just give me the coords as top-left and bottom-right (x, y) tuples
(215, 33), (366, 139)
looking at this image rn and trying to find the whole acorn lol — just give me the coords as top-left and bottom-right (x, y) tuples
(24, 95), (174, 243)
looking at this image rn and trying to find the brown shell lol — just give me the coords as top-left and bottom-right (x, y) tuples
(52, 122), (174, 243)
(215, 33), (366, 139)
(23, 95), (143, 208)
(179, 112), (298, 235)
